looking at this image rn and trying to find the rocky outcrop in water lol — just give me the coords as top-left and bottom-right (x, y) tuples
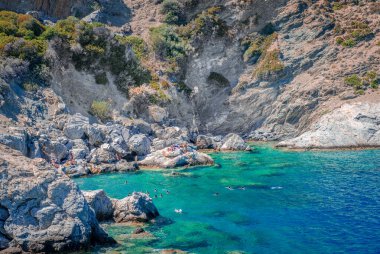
(278, 102), (380, 149)
(113, 192), (159, 223)
(220, 133), (251, 151)
(82, 190), (159, 223)
(140, 146), (214, 168)
(82, 190), (114, 221)
(0, 145), (115, 253)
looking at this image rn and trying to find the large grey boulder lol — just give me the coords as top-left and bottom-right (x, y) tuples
(86, 124), (105, 147)
(39, 139), (68, 162)
(82, 190), (114, 221)
(113, 192), (159, 223)
(151, 126), (190, 151)
(64, 113), (89, 140)
(220, 133), (250, 151)
(139, 146), (214, 168)
(196, 135), (223, 149)
(89, 144), (117, 164)
(104, 124), (130, 156)
(278, 102), (380, 149)
(0, 127), (28, 156)
(129, 134), (151, 156)
(0, 145), (115, 253)
(68, 139), (90, 160)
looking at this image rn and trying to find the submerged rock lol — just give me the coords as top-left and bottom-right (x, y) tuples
(113, 192), (159, 222)
(0, 145), (115, 253)
(139, 146), (214, 168)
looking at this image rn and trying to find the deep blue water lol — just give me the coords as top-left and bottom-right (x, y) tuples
(75, 145), (380, 253)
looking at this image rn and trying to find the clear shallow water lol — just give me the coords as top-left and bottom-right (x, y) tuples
(75, 145), (380, 254)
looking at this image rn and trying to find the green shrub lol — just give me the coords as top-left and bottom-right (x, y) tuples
(355, 89), (364, 95)
(161, 0), (186, 25)
(117, 35), (148, 60)
(243, 33), (277, 63)
(332, 2), (344, 11)
(254, 50), (284, 77)
(336, 37), (344, 45)
(90, 100), (112, 121)
(0, 20), (18, 35)
(335, 20), (373, 47)
(344, 74), (362, 88)
(178, 6), (227, 39)
(150, 25), (188, 63)
(341, 38), (356, 47)
(41, 17), (77, 40)
(344, 72), (378, 93)
(95, 72), (108, 84)
(22, 82), (39, 92)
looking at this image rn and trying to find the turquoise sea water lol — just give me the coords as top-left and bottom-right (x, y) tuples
(75, 145), (380, 254)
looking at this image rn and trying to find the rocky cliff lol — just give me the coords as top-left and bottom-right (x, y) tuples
(0, 0), (379, 252)
(0, 144), (115, 252)
(0, 1), (378, 145)
(0, 0), (92, 19)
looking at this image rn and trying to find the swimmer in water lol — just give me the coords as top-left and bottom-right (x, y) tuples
(226, 186), (233, 190)
(166, 190), (170, 194)
(154, 194), (158, 198)
(160, 193), (163, 198)
(213, 192), (219, 196)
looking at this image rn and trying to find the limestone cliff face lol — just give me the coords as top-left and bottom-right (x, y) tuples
(0, 0), (92, 18)
(158, 0), (380, 139)
(0, 0), (379, 147)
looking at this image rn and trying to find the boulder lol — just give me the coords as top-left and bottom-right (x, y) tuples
(115, 159), (139, 172)
(195, 135), (223, 150)
(82, 190), (114, 221)
(148, 105), (168, 123)
(220, 133), (250, 151)
(0, 145), (115, 253)
(139, 146), (214, 168)
(62, 161), (90, 178)
(89, 144), (117, 164)
(151, 126), (190, 151)
(63, 113), (89, 139)
(196, 135), (214, 149)
(0, 127), (28, 156)
(128, 134), (151, 156)
(69, 139), (90, 160)
(110, 136), (129, 157)
(40, 140), (68, 162)
(86, 124), (105, 147)
(113, 192), (159, 222)
(154, 126), (189, 141)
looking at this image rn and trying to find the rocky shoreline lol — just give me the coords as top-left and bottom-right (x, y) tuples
(0, 112), (253, 253)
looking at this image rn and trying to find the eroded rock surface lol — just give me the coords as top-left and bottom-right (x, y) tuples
(0, 145), (115, 253)
(278, 102), (380, 149)
(140, 146), (214, 168)
(113, 192), (159, 223)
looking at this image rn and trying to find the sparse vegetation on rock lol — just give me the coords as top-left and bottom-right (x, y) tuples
(90, 100), (112, 121)
(344, 71), (378, 94)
